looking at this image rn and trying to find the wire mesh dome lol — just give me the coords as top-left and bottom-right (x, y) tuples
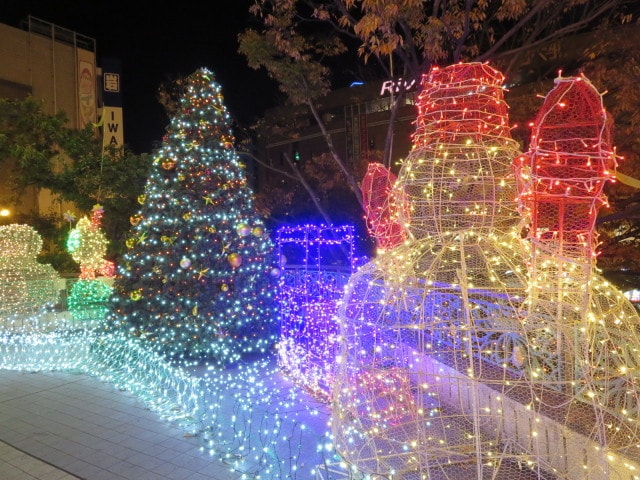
(332, 234), (535, 479)
(395, 62), (521, 242)
(331, 66), (640, 479)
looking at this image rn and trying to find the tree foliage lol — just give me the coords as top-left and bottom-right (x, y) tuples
(240, 0), (640, 271)
(238, 0), (633, 186)
(0, 96), (150, 261)
(240, 0), (633, 125)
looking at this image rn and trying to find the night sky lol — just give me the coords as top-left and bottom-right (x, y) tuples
(0, 0), (280, 154)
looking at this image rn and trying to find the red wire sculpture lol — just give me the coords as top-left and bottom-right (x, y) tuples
(515, 74), (617, 259)
(361, 162), (407, 250)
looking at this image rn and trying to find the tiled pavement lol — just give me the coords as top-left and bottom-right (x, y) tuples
(0, 370), (242, 480)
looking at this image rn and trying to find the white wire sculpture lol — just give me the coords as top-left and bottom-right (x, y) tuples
(331, 63), (640, 479)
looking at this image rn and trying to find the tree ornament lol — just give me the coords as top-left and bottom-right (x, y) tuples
(252, 227), (263, 237)
(227, 253), (242, 268)
(129, 289), (142, 301)
(236, 223), (250, 236)
(137, 194), (146, 204)
(179, 257), (191, 269)
(130, 214), (143, 226)
(161, 158), (177, 170)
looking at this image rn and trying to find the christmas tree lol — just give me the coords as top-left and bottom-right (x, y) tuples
(108, 68), (279, 366)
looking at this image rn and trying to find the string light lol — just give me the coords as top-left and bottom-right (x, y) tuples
(2, 64), (640, 480)
(67, 204), (114, 322)
(0, 224), (59, 321)
(361, 163), (407, 251)
(275, 224), (356, 400)
(0, 69), (337, 480)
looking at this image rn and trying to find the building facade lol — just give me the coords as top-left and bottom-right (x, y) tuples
(0, 16), (98, 221)
(257, 79), (419, 188)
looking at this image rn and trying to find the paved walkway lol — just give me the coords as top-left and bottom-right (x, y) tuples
(0, 369), (242, 480)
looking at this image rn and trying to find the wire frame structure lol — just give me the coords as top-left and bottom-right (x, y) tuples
(0, 224), (59, 321)
(331, 64), (640, 480)
(394, 62), (521, 242)
(361, 162), (408, 251)
(276, 224), (355, 400)
(512, 75), (640, 464)
(512, 73), (616, 389)
(514, 73), (616, 260)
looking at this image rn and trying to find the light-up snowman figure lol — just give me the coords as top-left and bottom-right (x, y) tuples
(333, 63), (535, 478)
(333, 65), (640, 479)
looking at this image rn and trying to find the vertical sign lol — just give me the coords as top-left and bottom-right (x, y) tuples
(77, 52), (96, 128)
(101, 58), (124, 149)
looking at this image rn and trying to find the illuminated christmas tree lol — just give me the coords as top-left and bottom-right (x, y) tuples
(108, 68), (279, 366)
